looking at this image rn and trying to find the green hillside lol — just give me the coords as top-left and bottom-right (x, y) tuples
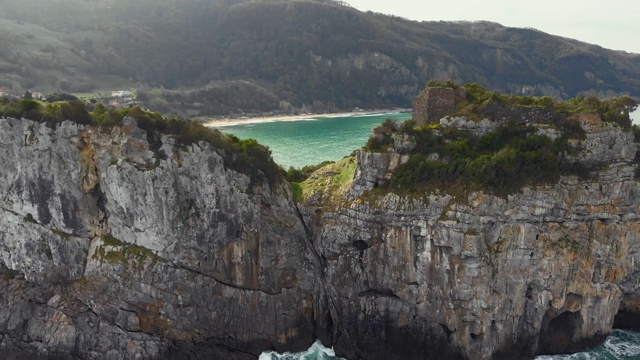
(0, 0), (638, 116)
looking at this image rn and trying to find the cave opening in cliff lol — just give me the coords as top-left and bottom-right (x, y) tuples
(538, 310), (583, 355)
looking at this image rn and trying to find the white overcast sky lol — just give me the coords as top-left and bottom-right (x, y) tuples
(345, 0), (640, 54)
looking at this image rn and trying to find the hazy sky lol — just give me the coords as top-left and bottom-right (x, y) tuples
(345, 0), (640, 54)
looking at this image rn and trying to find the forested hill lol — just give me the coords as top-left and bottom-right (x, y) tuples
(1, 0), (639, 115)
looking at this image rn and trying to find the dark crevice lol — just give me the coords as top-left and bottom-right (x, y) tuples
(358, 289), (400, 299)
(168, 260), (281, 296)
(614, 306), (640, 330)
(293, 203), (335, 350)
(353, 240), (371, 270)
(352, 240), (370, 251)
(294, 203), (326, 268)
(537, 309), (606, 355)
(440, 323), (454, 338)
(89, 183), (109, 221)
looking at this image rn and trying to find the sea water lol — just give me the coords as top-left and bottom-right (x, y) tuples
(259, 330), (640, 360)
(535, 330), (640, 360)
(221, 112), (640, 359)
(259, 340), (343, 360)
(219, 112), (412, 169)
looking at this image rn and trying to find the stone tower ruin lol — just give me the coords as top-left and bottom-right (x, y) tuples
(412, 86), (460, 127)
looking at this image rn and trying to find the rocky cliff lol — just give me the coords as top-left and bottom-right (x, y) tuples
(0, 117), (325, 359)
(299, 114), (640, 359)
(1, 113), (639, 360)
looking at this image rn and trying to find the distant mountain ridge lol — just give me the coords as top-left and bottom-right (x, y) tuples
(0, 0), (639, 115)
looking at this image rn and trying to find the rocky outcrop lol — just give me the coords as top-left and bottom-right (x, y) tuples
(1, 113), (640, 360)
(300, 114), (640, 359)
(0, 117), (325, 359)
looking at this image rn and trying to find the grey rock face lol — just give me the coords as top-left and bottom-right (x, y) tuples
(0, 117), (324, 359)
(301, 115), (640, 360)
(440, 116), (499, 136)
(1, 114), (640, 360)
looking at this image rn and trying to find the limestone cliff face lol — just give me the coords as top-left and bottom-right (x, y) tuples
(300, 115), (640, 360)
(0, 117), (324, 359)
(1, 114), (640, 360)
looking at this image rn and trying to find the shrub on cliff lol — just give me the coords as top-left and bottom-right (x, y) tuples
(365, 118), (400, 151)
(123, 107), (283, 187)
(0, 99), (283, 188)
(286, 161), (335, 183)
(386, 119), (592, 196)
(450, 83), (637, 129)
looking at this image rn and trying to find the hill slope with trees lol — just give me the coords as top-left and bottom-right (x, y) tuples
(0, 0), (639, 115)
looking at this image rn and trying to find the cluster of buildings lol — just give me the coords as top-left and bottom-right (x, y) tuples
(108, 90), (137, 108)
(0, 86), (140, 110)
(0, 88), (46, 101)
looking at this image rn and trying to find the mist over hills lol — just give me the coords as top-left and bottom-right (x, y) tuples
(1, 0), (639, 116)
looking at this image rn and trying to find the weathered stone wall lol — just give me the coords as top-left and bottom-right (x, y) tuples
(413, 87), (457, 126)
(479, 103), (566, 123)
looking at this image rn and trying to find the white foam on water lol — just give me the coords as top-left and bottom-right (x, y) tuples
(261, 331), (640, 360)
(602, 329), (640, 358)
(259, 340), (343, 360)
(535, 330), (640, 360)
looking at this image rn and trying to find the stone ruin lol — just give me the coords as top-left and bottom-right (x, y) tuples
(412, 85), (467, 127)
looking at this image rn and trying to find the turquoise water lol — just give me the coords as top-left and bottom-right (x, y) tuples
(217, 112), (412, 169)
(260, 330), (640, 360)
(219, 110), (637, 169)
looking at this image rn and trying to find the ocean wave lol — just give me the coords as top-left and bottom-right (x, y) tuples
(260, 330), (640, 360)
(535, 330), (640, 360)
(258, 340), (344, 360)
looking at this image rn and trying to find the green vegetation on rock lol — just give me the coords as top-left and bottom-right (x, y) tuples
(296, 156), (356, 203)
(430, 81), (638, 129)
(0, 99), (283, 187)
(366, 85), (637, 196)
(93, 234), (161, 270)
(0, 0), (638, 116)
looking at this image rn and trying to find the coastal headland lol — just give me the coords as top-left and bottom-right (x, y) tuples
(0, 84), (638, 359)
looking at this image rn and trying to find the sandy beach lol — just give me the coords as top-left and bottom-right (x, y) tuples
(202, 110), (408, 128)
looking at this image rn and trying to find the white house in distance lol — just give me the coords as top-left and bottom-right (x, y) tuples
(111, 90), (132, 98)
(31, 92), (46, 101)
(0, 88), (7, 97)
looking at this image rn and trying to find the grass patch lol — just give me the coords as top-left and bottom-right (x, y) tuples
(93, 234), (161, 270)
(298, 156), (357, 202)
(291, 182), (303, 202)
(101, 234), (124, 246)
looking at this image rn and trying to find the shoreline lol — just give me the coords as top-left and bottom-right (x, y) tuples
(202, 109), (409, 128)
